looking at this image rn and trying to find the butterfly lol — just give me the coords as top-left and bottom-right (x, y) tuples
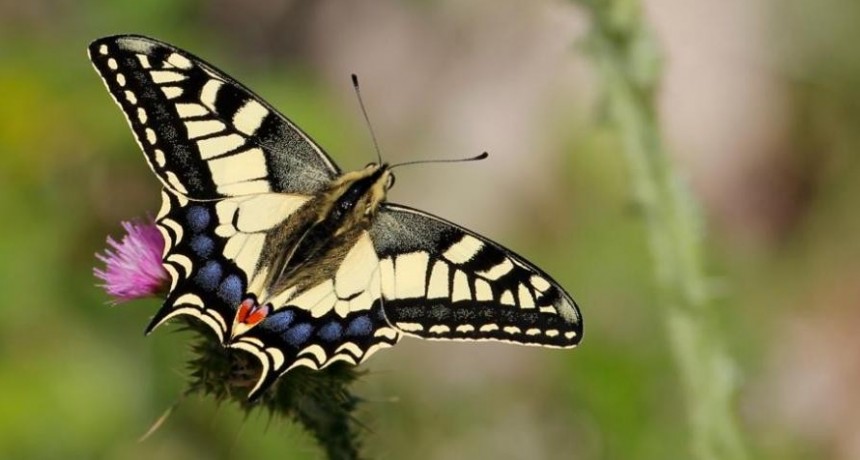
(89, 35), (583, 401)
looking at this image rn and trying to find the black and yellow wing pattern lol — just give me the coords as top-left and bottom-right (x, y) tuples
(90, 34), (582, 400)
(372, 204), (581, 346)
(89, 35), (400, 399)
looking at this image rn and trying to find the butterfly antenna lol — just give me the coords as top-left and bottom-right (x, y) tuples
(351, 74), (383, 165)
(390, 151), (489, 169)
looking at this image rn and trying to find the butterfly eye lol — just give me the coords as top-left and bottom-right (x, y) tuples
(386, 174), (396, 189)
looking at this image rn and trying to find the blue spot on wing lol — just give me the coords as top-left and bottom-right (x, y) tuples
(186, 206), (210, 233)
(264, 310), (295, 332)
(284, 323), (313, 347)
(190, 235), (214, 258)
(195, 261), (222, 291)
(318, 322), (343, 342)
(218, 274), (243, 305)
(346, 316), (373, 337)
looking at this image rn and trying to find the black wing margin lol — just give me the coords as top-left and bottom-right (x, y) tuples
(88, 34), (340, 199)
(233, 302), (401, 401)
(369, 203), (583, 348)
(147, 190), (240, 341)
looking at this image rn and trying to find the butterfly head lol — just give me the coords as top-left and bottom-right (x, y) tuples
(330, 163), (395, 219)
(365, 162), (396, 190)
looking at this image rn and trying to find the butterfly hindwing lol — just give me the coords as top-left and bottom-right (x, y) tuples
(152, 191), (236, 341)
(370, 204), (583, 347)
(88, 35), (339, 199)
(232, 297), (401, 400)
(150, 189), (313, 340)
(230, 231), (402, 399)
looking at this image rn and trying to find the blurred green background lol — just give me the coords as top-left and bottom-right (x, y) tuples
(1, 0), (858, 459)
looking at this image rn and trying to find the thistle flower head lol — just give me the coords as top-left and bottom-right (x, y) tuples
(93, 217), (364, 456)
(94, 219), (167, 302)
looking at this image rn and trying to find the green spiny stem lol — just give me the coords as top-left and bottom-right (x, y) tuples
(181, 321), (364, 460)
(573, 1), (750, 459)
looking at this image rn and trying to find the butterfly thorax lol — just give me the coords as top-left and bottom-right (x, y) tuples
(229, 164), (393, 340)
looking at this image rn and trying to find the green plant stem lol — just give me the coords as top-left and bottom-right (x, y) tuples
(183, 322), (364, 460)
(573, 1), (749, 459)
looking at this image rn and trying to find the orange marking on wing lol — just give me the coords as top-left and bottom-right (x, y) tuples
(236, 298), (255, 323)
(245, 304), (270, 326)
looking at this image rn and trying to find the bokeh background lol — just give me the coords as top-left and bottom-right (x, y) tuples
(1, 0), (857, 459)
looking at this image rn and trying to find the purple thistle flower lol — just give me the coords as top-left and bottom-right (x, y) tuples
(95, 218), (168, 302)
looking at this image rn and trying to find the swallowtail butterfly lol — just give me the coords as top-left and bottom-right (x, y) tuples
(89, 35), (583, 400)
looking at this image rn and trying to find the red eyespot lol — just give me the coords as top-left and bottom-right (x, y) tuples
(246, 304), (271, 326)
(236, 298), (271, 326)
(236, 298), (256, 323)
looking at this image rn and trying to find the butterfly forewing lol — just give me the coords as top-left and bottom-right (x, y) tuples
(88, 35), (340, 199)
(370, 204), (583, 347)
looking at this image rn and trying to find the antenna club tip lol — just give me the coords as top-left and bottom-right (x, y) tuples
(351, 73), (359, 87)
(479, 151), (489, 159)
